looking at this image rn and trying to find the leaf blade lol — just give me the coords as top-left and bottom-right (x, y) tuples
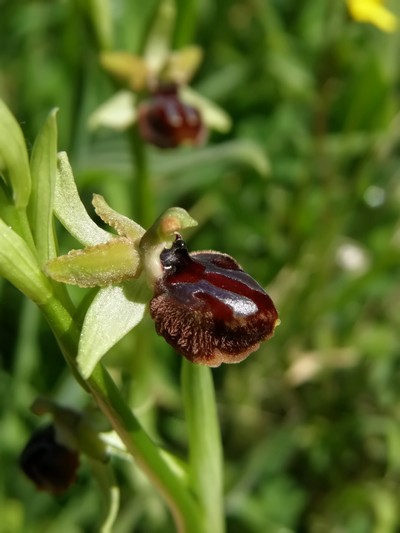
(0, 98), (31, 207)
(28, 108), (59, 262)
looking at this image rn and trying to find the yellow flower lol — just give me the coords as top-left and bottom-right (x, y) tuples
(347, 0), (398, 32)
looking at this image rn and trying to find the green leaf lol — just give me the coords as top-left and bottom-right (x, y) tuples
(55, 152), (111, 246)
(0, 99), (31, 207)
(0, 219), (52, 304)
(77, 280), (149, 378)
(28, 108), (58, 262)
(87, 0), (114, 50)
(45, 237), (142, 287)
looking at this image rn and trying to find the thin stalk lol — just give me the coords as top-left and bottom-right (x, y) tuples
(181, 360), (225, 533)
(89, 365), (203, 533)
(40, 294), (203, 533)
(130, 125), (154, 229)
(172, 0), (198, 48)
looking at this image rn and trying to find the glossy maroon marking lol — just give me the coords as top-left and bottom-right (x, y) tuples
(161, 239), (271, 318)
(151, 235), (279, 366)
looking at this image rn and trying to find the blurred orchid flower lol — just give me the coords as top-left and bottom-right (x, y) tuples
(89, 46), (231, 140)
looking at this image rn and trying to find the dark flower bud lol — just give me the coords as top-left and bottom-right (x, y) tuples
(137, 85), (207, 149)
(150, 236), (279, 366)
(19, 425), (79, 494)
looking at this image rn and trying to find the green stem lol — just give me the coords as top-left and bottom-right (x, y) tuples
(89, 365), (203, 533)
(130, 125), (154, 228)
(181, 360), (225, 533)
(172, 0), (198, 48)
(40, 295), (203, 533)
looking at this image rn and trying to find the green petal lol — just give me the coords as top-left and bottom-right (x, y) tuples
(77, 280), (149, 378)
(86, 0), (114, 50)
(45, 237), (141, 287)
(92, 194), (145, 242)
(180, 86), (232, 133)
(0, 99), (31, 208)
(28, 108), (58, 262)
(55, 152), (111, 246)
(88, 91), (137, 132)
(0, 219), (52, 304)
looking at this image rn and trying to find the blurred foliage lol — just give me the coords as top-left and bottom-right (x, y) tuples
(1, 0), (400, 532)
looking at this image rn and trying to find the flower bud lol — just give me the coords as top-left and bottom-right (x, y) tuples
(150, 236), (279, 366)
(138, 85), (207, 149)
(19, 425), (79, 494)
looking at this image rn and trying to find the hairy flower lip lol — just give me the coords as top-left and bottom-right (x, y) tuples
(150, 236), (279, 366)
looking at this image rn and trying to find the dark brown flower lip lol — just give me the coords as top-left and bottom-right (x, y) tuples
(19, 425), (79, 494)
(150, 236), (279, 366)
(138, 88), (207, 149)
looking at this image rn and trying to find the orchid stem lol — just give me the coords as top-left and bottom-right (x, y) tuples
(40, 295), (203, 533)
(130, 125), (154, 228)
(182, 360), (225, 533)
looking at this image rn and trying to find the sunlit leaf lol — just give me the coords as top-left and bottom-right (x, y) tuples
(77, 280), (149, 378)
(153, 139), (270, 179)
(28, 108), (58, 262)
(0, 98), (31, 207)
(55, 152), (111, 246)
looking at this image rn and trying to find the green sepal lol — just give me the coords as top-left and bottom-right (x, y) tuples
(92, 194), (145, 242)
(0, 99), (31, 208)
(55, 152), (111, 246)
(77, 279), (149, 378)
(100, 52), (148, 91)
(45, 237), (141, 287)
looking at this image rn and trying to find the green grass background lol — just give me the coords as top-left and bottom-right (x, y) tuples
(1, 0), (400, 532)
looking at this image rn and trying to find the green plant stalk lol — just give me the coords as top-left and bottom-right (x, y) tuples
(182, 359), (225, 533)
(173, 0), (198, 48)
(130, 125), (154, 229)
(40, 294), (203, 533)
